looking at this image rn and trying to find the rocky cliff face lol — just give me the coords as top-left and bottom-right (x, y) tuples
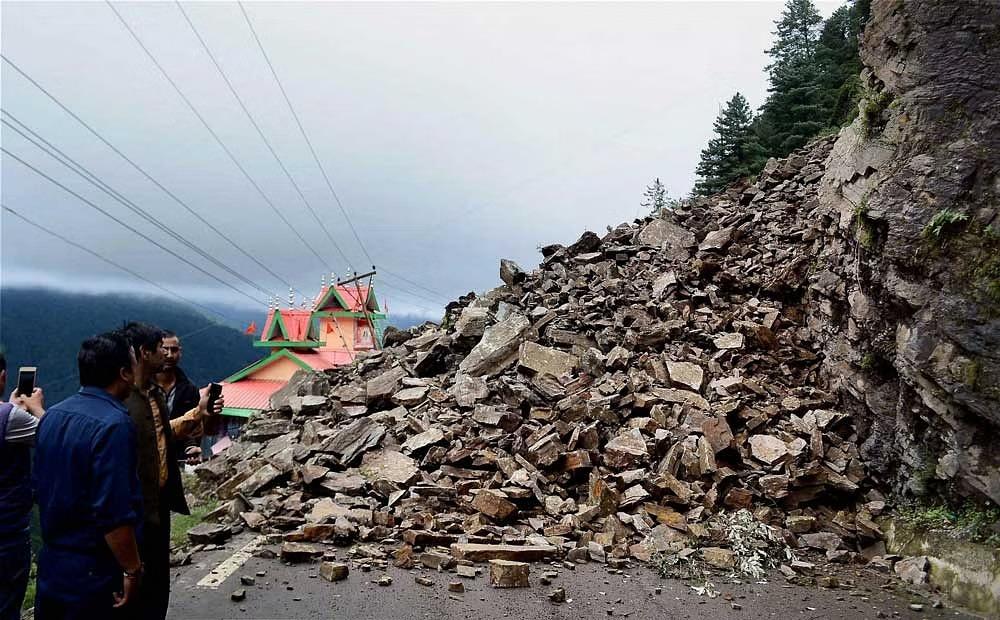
(818, 0), (1000, 504)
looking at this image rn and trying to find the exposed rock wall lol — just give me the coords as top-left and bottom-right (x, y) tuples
(818, 0), (1000, 503)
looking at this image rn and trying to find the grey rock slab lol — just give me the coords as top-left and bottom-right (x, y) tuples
(698, 227), (734, 252)
(360, 450), (420, 486)
(401, 427), (445, 454)
(366, 367), (408, 405)
(458, 314), (531, 377)
(323, 418), (387, 465)
(712, 332), (745, 350)
(517, 341), (579, 377)
(666, 361), (704, 391)
(636, 218), (696, 261)
(748, 435), (789, 465)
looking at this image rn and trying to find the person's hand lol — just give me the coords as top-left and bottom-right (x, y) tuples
(11, 387), (45, 416)
(185, 446), (202, 465)
(198, 386), (225, 417)
(113, 571), (140, 608)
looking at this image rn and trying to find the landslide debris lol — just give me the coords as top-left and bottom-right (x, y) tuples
(198, 136), (889, 579)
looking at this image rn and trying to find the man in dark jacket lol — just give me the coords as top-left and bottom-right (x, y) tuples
(0, 351), (45, 620)
(120, 323), (222, 620)
(152, 331), (203, 463)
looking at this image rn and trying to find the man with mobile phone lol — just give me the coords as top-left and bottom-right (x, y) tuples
(0, 352), (45, 620)
(152, 331), (203, 464)
(120, 322), (223, 620)
(33, 333), (142, 619)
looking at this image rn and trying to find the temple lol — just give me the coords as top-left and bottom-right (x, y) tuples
(219, 276), (386, 424)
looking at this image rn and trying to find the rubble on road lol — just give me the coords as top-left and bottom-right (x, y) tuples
(196, 137), (887, 586)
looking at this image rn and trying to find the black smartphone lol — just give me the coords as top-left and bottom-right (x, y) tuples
(16, 367), (37, 397)
(206, 382), (223, 413)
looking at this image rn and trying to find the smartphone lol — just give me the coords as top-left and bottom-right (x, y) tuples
(206, 382), (223, 414)
(16, 367), (37, 398)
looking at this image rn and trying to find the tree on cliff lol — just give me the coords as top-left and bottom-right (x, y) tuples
(755, 0), (825, 156)
(694, 93), (762, 196)
(814, 0), (871, 127)
(640, 177), (668, 212)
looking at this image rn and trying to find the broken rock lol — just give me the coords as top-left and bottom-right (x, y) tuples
(489, 560), (530, 588)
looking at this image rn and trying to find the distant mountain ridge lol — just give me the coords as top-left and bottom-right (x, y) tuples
(0, 287), (436, 404)
(0, 287), (260, 404)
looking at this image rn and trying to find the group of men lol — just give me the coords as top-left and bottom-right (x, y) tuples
(0, 324), (223, 620)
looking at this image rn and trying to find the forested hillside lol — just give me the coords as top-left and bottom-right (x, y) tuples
(0, 287), (260, 403)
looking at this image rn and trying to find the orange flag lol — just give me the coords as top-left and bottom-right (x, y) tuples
(245, 321), (257, 335)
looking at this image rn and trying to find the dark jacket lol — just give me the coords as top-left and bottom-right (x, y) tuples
(0, 403), (31, 540)
(161, 367), (200, 421)
(123, 385), (189, 527)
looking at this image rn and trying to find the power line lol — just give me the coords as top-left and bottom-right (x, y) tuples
(239, 2), (454, 309)
(0, 53), (303, 297)
(373, 282), (445, 314)
(105, 0), (332, 272)
(237, 1), (372, 267)
(175, 0), (354, 272)
(1, 203), (243, 325)
(2, 111), (276, 301)
(1, 145), (265, 306)
(377, 275), (449, 307)
(380, 268), (449, 300)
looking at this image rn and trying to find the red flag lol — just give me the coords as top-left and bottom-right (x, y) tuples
(245, 321), (257, 335)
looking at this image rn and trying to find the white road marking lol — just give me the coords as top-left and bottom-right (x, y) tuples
(195, 535), (266, 589)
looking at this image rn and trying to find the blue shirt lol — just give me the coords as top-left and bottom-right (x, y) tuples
(34, 387), (143, 602)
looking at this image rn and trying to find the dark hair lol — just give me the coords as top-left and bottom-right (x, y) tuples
(120, 322), (166, 358)
(79, 332), (132, 388)
(0, 351), (6, 374)
(161, 330), (177, 340)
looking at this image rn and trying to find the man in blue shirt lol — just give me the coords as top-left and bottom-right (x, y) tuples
(34, 332), (144, 620)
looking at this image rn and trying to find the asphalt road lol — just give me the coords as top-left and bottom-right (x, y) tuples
(166, 535), (979, 620)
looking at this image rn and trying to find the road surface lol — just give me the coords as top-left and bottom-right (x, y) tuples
(166, 534), (977, 620)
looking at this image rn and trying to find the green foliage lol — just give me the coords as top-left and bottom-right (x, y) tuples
(859, 86), (895, 138)
(691, 0), (872, 189)
(853, 201), (877, 250)
(895, 501), (1000, 546)
(171, 498), (219, 548)
(860, 352), (877, 371)
(641, 177), (669, 212)
(653, 550), (701, 580)
(970, 229), (1000, 306)
(963, 359), (982, 390)
(22, 563), (36, 611)
(694, 93), (765, 195)
(733, 0), (871, 177)
(922, 208), (969, 243)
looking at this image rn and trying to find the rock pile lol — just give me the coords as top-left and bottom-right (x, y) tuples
(197, 137), (888, 572)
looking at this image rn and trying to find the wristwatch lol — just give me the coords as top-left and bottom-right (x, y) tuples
(124, 563), (145, 579)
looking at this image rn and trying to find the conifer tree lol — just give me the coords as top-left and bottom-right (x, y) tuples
(755, 0), (825, 156)
(694, 93), (761, 196)
(640, 178), (668, 212)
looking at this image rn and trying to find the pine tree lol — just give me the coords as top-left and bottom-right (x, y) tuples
(755, 0), (825, 157)
(694, 93), (762, 196)
(640, 178), (668, 212)
(765, 0), (823, 74)
(815, 1), (870, 127)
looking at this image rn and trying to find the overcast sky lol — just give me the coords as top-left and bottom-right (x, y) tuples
(0, 1), (838, 322)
